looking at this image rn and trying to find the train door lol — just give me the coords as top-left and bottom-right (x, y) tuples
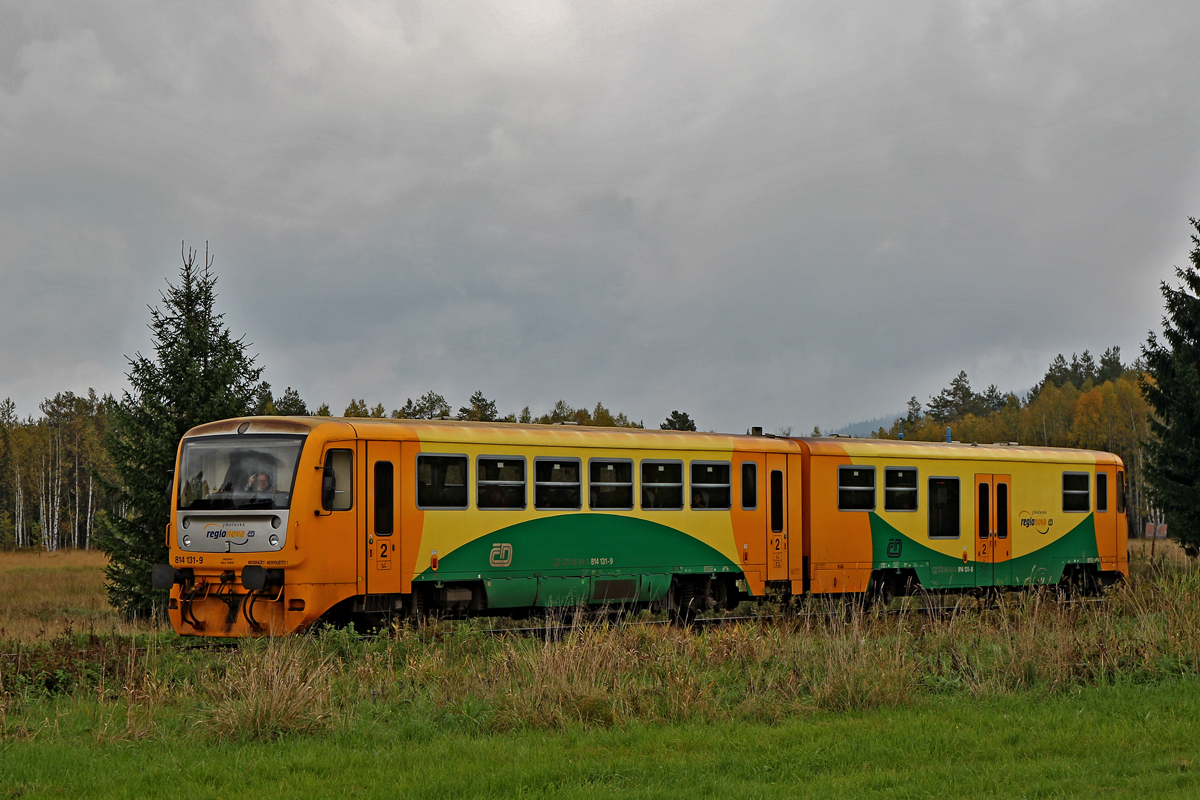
(365, 441), (403, 595)
(974, 474), (1011, 587)
(310, 441), (359, 587)
(766, 454), (788, 581)
(1094, 467), (1117, 567)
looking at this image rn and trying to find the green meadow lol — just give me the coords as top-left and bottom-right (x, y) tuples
(3, 540), (1199, 798)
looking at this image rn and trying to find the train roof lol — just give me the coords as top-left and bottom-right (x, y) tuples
(182, 418), (1122, 465)
(182, 416), (800, 453)
(797, 436), (1123, 466)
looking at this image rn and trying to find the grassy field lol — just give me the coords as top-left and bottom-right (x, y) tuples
(0, 549), (163, 642)
(2, 542), (1199, 797)
(3, 680), (1200, 798)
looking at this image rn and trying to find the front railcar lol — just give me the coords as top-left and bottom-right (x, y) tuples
(154, 418), (347, 636)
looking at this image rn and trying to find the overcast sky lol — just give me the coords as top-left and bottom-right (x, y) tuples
(3, 1), (1199, 434)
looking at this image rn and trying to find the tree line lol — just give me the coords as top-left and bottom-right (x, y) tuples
(0, 391), (118, 551)
(251, 386), (649, 429)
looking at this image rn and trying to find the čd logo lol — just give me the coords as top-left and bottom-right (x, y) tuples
(489, 543), (513, 567)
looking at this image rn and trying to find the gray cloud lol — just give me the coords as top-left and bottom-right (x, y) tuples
(2, 1), (1199, 432)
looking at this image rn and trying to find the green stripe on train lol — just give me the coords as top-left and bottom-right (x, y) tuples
(415, 514), (742, 607)
(869, 512), (1099, 589)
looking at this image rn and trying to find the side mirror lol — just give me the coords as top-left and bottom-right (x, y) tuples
(321, 467), (336, 511)
(165, 470), (174, 504)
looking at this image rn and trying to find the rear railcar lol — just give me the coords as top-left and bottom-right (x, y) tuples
(795, 438), (1129, 602)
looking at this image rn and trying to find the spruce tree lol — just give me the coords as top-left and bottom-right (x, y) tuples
(458, 390), (499, 421)
(927, 371), (980, 422)
(274, 387), (309, 416)
(95, 244), (264, 616)
(661, 410), (697, 431)
(1142, 218), (1200, 556)
(1098, 346), (1125, 384)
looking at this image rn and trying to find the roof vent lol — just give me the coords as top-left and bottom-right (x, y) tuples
(553, 421), (580, 426)
(750, 427), (763, 436)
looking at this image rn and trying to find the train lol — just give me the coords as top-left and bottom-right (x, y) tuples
(152, 416), (1129, 636)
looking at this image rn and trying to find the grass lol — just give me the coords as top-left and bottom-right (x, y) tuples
(0, 549), (163, 642)
(3, 681), (1200, 798)
(2, 542), (1200, 796)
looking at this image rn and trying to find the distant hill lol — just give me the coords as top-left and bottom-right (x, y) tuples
(831, 413), (902, 438)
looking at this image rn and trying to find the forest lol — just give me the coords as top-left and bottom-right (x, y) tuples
(0, 344), (1153, 552)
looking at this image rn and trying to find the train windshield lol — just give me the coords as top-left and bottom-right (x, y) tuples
(178, 435), (306, 511)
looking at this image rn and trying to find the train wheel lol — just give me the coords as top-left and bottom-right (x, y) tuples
(708, 578), (729, 611)
(867, 575), (894, 610)
(670, 580), (697, 625)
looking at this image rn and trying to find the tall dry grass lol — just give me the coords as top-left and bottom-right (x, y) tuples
(0, 549), (163, 641)
(303, 556), (1200, 732)
(195, 637), (337, 741)
(3, 543), (1200, 740)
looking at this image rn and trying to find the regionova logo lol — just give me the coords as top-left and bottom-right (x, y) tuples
(1018, 511), (1053, 535)
(204, 522), (256, 546)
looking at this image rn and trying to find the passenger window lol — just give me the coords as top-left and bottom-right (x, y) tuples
(691, 462), (731, 509)
(1063, 472), (1089, 513)
(642, 461), (683, 509)
(884, 467), (918, 511)
(535, 458), (581, 510)
(417, 455), (468, 509)
(590, 460), (633, 509)
(1117, 471), (1126, 513)
(374, 461), (393, 534)
(323, 449), (353, 511)
(928, 477), (959, 538)
(838, 466), (875, 511)
(741, 462), (757, 509)
(478, 457), (526, 510)
(1096, 473), (1108, 513)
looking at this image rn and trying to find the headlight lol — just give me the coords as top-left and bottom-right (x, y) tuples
(182, 517), (190, 529)
(271, 516), (282, 529)
(269, 533), (279, 547)
(182, 534), (191, 547)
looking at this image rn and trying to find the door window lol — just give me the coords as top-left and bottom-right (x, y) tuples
(374, 461), (394, 534)
(770, 470), (784, 532)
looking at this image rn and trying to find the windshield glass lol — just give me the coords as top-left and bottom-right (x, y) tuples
(178, 435), (306, 510)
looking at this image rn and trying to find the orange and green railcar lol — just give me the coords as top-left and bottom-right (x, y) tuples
(156, 417), (793, 636)
(153, 418), (1127, 636)
(797, 438), (1128, 602)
